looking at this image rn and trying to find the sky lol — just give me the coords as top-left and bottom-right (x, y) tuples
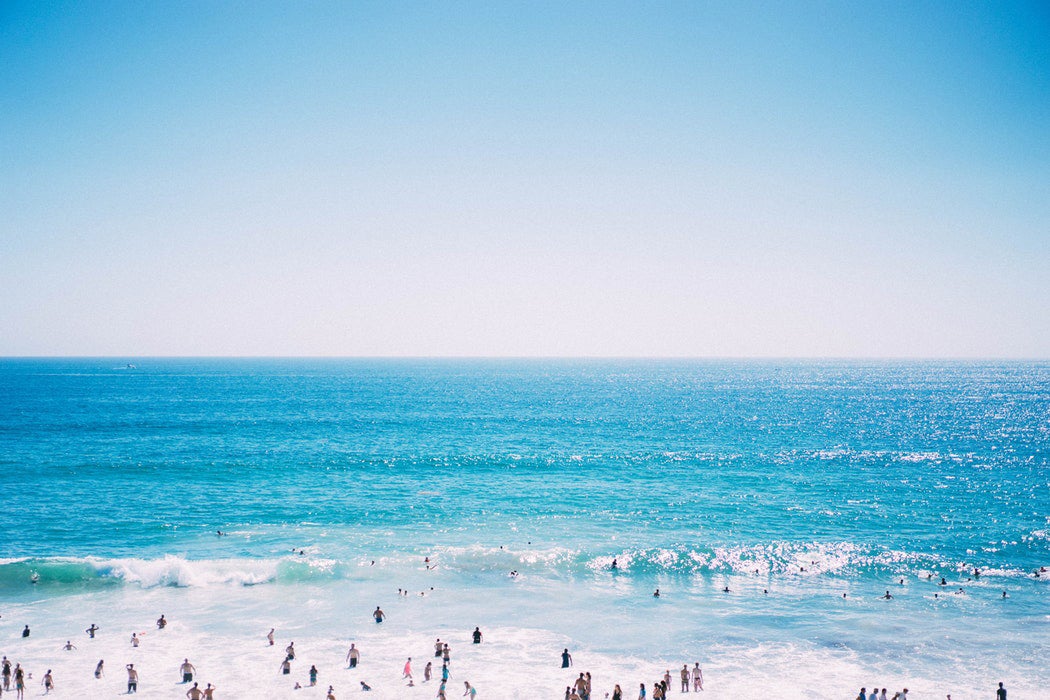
(1, 1), (1048, 357)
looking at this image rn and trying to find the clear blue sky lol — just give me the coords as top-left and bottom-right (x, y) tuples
(2, 1), (1048, 356)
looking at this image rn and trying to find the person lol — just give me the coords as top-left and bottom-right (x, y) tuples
(438, 679), (448, 699)
(42, 670), (54, 694)
(285, 642), (296, 660)
(203, 683), (215, 699)
(653, 588), (660, 597)
(2, 656), (10, 690)
(692, 663), (703, 691)
(131, 632), (140, 647)
(882, 591), (893, 599)
(637, 682), (646, 699)
(561, 648), (573, 668)
(680, 665), (690, 692)
(997, 682), (1007, 699)
(86, 623), (99, 638)
(425, 661), (433, 681)
(280, 658), (291, 675)
(186, 682), (203, 700)
(722, 586), (730, 593)
(126, 664), (138, 694)
(346, 643), (360, 668)
(267, 628), (275, 646)
(663, 670), (671, 689)
(612, 684), (623, 700)
(157, 614), (167, 629)
(880, 689), (888, 700)
(359, 681), (371, 691)
(435, 639), (443, 657)
(14, 663), (25, 700)
(442, 644), (451, 664)
(309, 665), (319, 685)
(404, 658), (413, 679)
(869, 689), (878, 700)
(326, 686), (336, 700)
(62, 640), (76, 650)
(94, 659), (104, 679)
(441, 663), (450, 682)
(21, 625), (29, 638)
(463, 681), (477, 698)
(472, 627), (482, 644)
(180, 659), (196, 683)
(373, 606), (385, 623)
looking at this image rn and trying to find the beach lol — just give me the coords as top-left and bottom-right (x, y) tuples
(1, 359), (1047, 698)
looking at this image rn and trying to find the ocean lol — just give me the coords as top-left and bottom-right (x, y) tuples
(0, 359), (1046, 699)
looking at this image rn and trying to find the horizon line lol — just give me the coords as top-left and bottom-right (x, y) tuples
(2, 355), (1048, 362)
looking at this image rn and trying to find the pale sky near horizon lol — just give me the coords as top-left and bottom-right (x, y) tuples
(2, 1), (1048, 357)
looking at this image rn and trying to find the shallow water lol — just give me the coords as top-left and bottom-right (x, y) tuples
(1, 359), (1047, 698)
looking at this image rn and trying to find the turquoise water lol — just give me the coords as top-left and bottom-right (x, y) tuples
(1, 359), (1047, 696)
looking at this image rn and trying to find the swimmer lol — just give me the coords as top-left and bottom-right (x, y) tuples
(723, 586), (730, 593)
(131, 632), (140, 647)
(180, 658), (196, 683)
(346, 643), (360, 668)
(157, 614), (167, 629)
(442, 644), (450, 664)
(1002, 590), (1008, 598)
(21, 625), (30, 637)
(310, 665), (318, 685)
(285, 642), (296, 660)
(373, 606), (385, 623)
(280, 658), (291, 675)
(267, 628), (275, 646)
(472, 627), (482, 644)
(611, 558), (618, 570)
(561, 649), (573, 668)
(86, 623), (99, 638)
(360, 681), (372, 691)
(62, 641), (76, 651)
(94, 660), (104, 678)
(435, 639), (443, 657)
(882, 591), (893, 599)
(939, 577), (947, 586)
(763, 589), (768, 594)
(653, 588), (660, 598)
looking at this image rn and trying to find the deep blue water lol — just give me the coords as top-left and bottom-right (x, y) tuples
(2, 359), (1047, 565)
